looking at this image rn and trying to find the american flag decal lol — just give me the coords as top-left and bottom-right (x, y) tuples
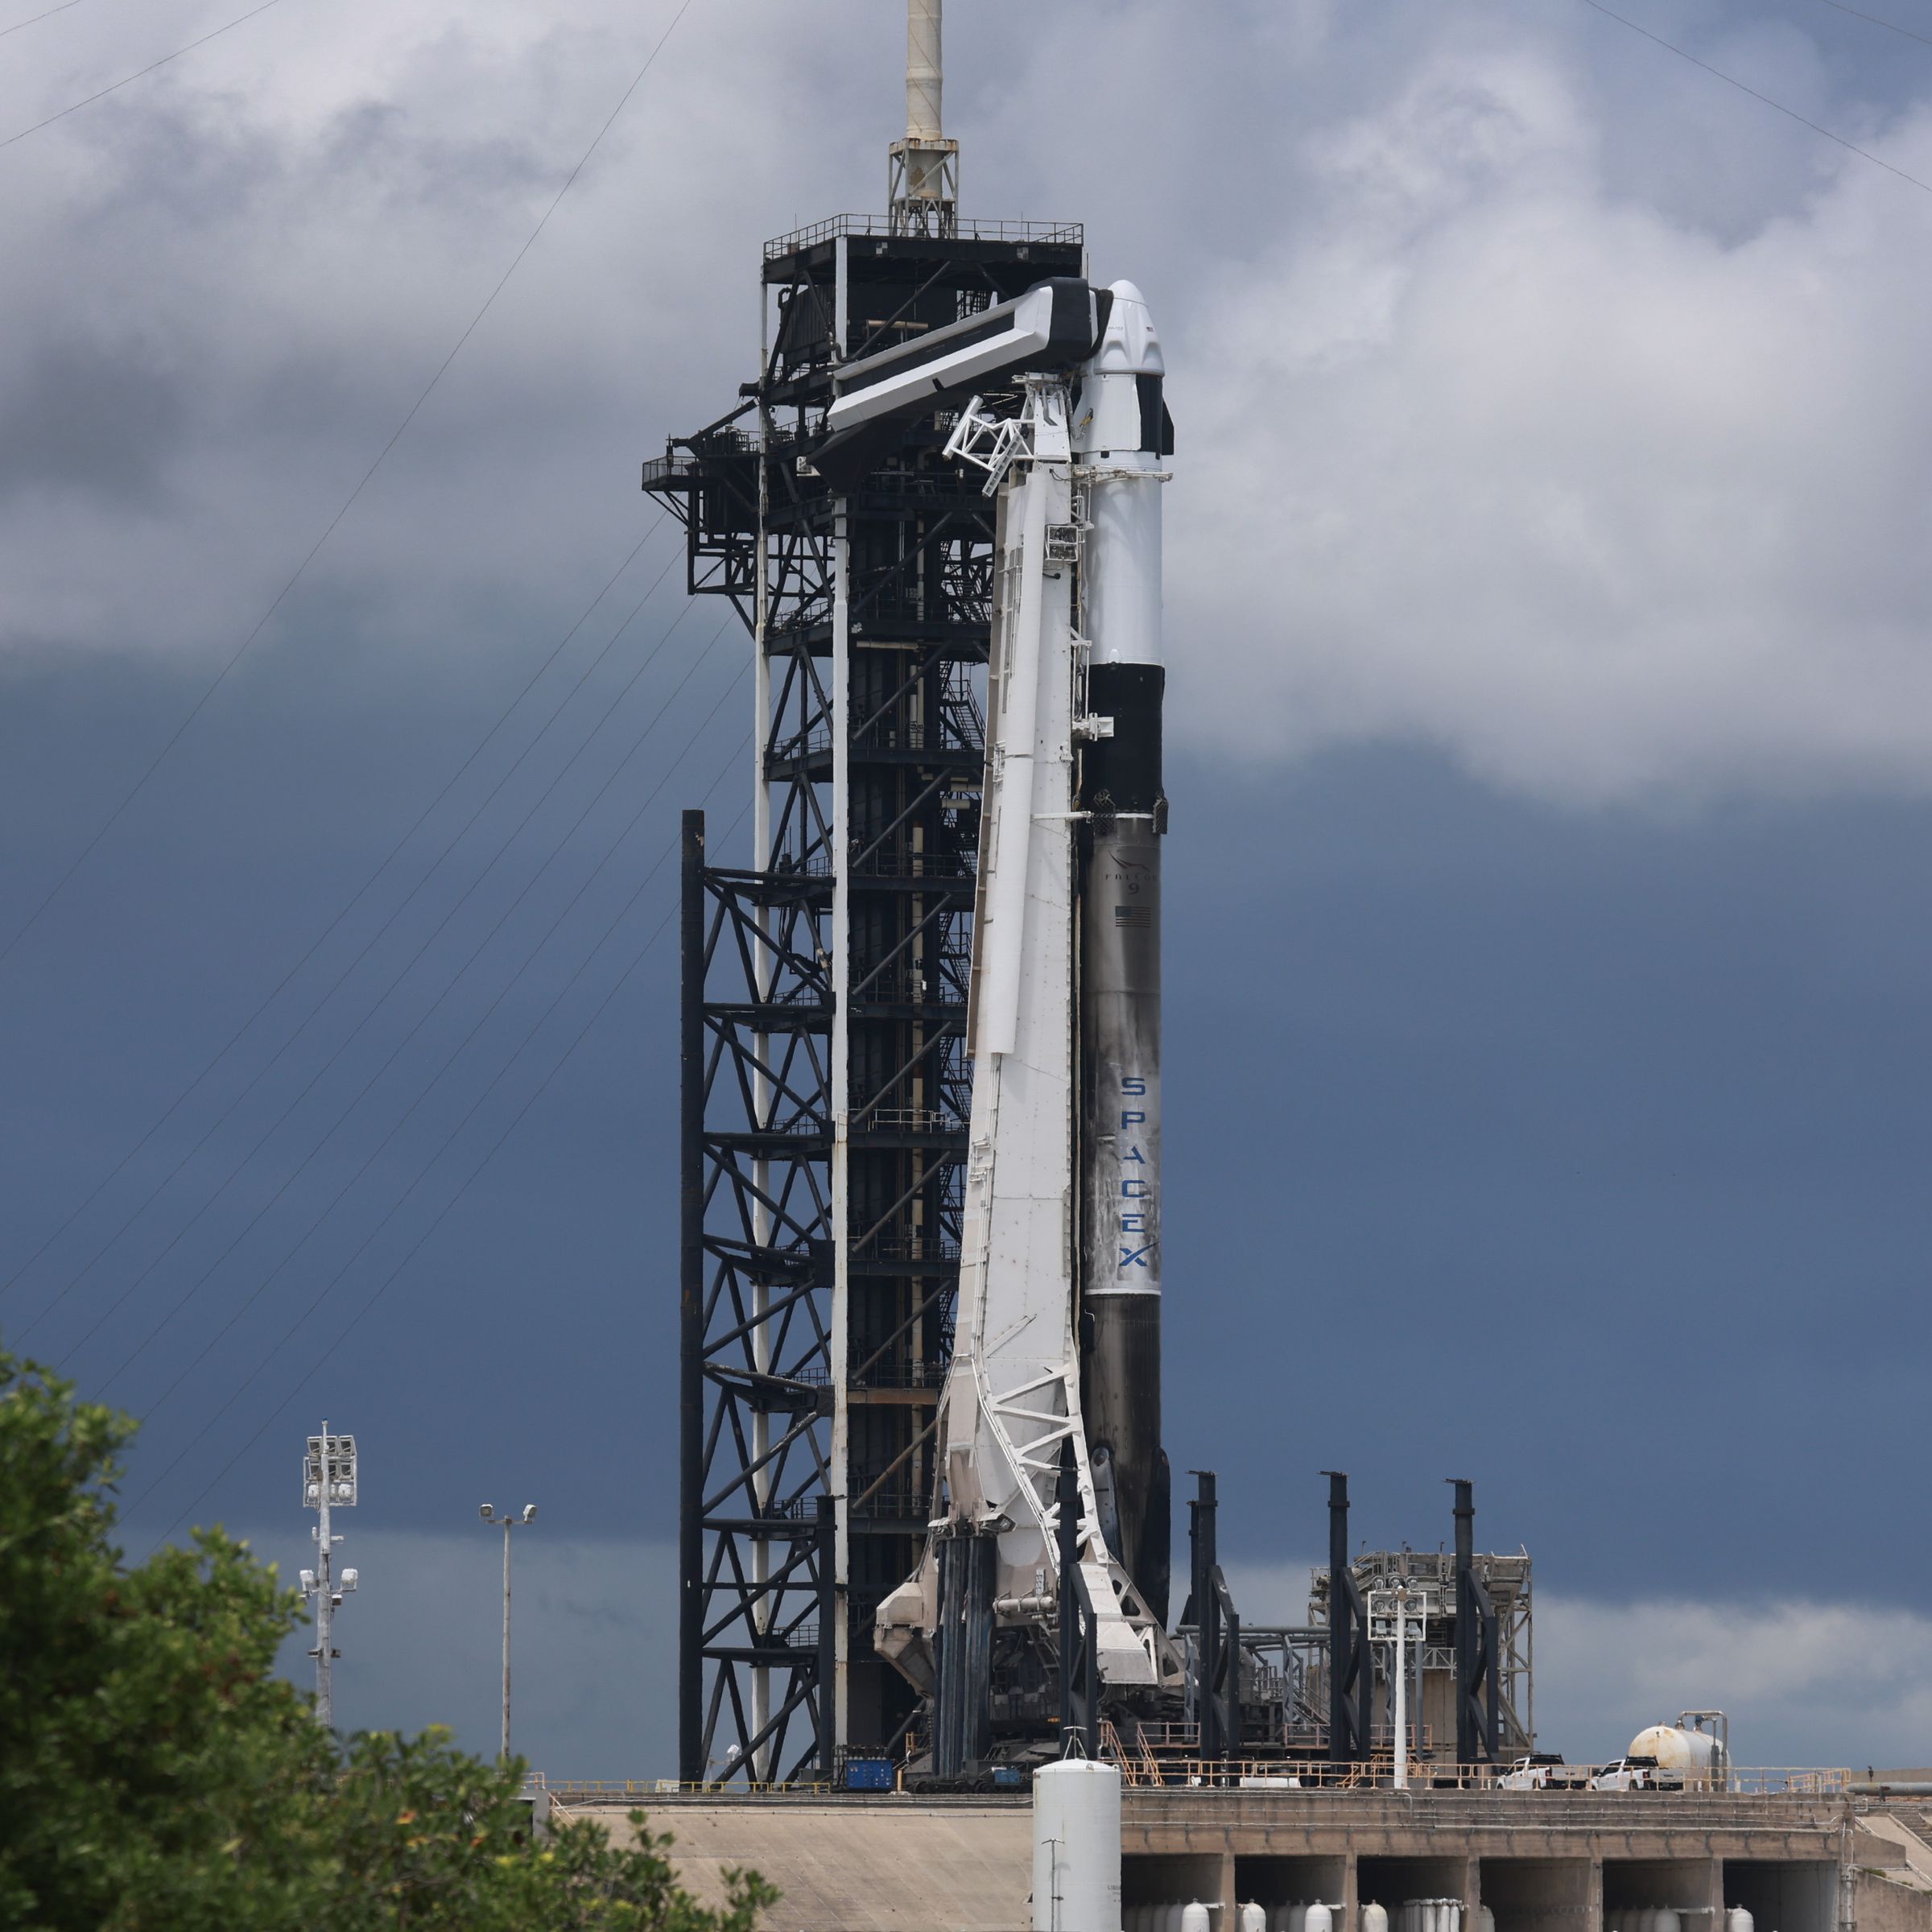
(1113, 904), (1150, 930)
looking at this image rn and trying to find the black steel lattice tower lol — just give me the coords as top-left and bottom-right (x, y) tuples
(649, 213), (1084, 1781)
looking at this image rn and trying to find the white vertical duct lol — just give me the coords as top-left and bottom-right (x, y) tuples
(907, 0), (943, 141)
(1033, 1760), (1121, 1932)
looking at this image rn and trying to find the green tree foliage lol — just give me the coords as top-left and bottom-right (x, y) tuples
(0, 1351), (776, 1932)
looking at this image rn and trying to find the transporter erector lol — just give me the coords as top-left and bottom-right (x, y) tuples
(844, 276), (1184, 1754)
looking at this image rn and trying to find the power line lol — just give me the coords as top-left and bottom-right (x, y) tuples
(0, 0), (291, 150)
(0, 0), (83, 40)
(0, 514), (669, 1315)
(80, 613), (737, 1397)
(136, 762), (751, 1544)
(1806, 0), (1932, 54)
(37, 569), (701, 1363)
(114, 659), (743, 1435)
(0, 0), (698, 970)
(1578, 0), (1932, 196)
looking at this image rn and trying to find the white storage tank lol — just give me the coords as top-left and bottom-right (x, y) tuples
(1290, 1905), (1310, 1932)
(1656, 1909), (1682, 1932)
(1307, 1905), (1334, 1932)
(1241, 1904), (1268, 1932)
(1364, 1904), (1389, 1932)
(1183, 1904), (1212, 1932)
(1479, 1907), (1496, 1932)
(1032, 1760), (1122, 1932)
(1728, 1909), (1755, 1932)
(1629, 1726), (1730, 1786)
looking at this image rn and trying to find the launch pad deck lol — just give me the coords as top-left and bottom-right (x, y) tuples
(560, 1789), (1930, 1932)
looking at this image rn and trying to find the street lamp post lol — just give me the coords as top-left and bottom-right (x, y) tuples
(479, 1504), (536, 1761)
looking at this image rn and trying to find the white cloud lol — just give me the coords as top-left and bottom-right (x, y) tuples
(1171, 17), (1932, 803)
(1536, 1591), (1932, 1770)
(10, 0), (1932, 804)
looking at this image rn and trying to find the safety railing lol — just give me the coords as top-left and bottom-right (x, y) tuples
(549, 1779), (840, 1804)
(538, 1765), (1852, 1806)
(766, 213), (1083, 258)
(848, 1356), (947, 1389)
(856, 1106), (964, 1135)
(1102, 1757), (1851, 1799)
(849, 848), (976, 880)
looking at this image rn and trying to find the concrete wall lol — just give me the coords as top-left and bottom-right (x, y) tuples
(596, 1798), (1033, 1932)
(1858, 1872), (1932, 1932)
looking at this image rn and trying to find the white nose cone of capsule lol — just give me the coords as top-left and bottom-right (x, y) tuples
(1095, 279), (1164, 375)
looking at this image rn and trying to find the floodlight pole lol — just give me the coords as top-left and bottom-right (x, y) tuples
(501, 1513), (512, 1761)
(481, 1505), (536, 1761)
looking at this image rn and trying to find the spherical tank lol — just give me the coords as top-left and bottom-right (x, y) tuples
(1032, 1761), (1122, 1932)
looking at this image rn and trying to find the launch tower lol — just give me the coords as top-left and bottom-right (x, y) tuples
(647, 6), (1084, 1781)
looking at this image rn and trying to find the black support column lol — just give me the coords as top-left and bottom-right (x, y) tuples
(678, 809), (705, 1784)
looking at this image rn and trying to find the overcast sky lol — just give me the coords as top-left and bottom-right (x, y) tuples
(5, 0), (1932, 1777)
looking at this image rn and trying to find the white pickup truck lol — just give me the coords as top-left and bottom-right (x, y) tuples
(1497, 1754), (1590, 1791)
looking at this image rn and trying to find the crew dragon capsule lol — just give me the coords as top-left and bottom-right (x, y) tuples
(844, 273), (1180, 1743)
